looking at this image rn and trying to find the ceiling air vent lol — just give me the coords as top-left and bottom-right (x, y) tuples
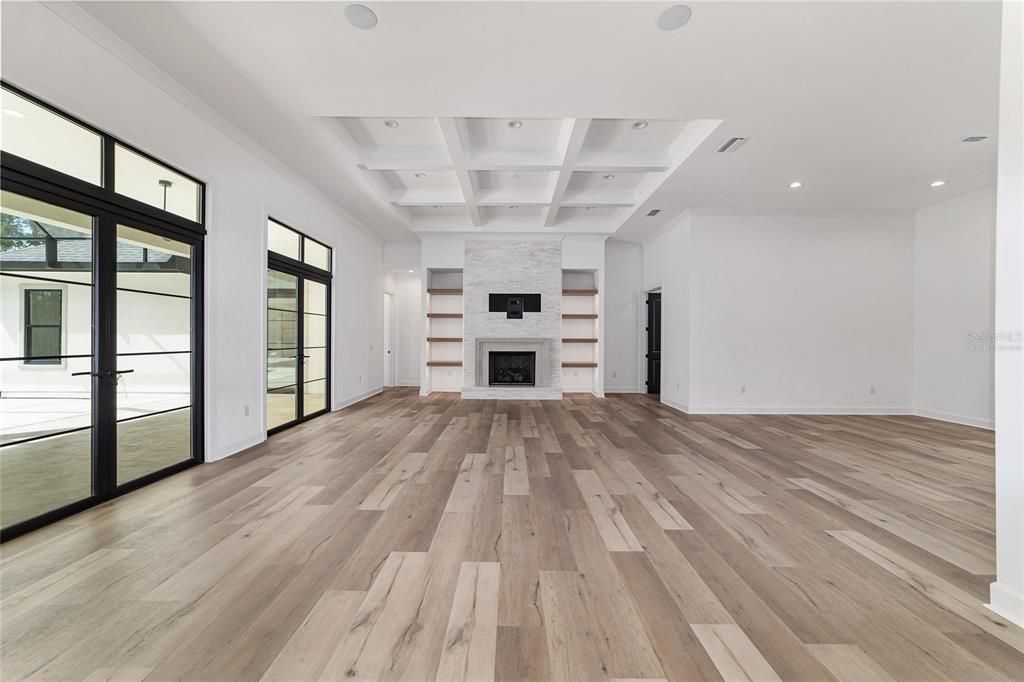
(961, 136), (988, 143)
(715, 137), (748, 153)
(647, 209), (662, 217)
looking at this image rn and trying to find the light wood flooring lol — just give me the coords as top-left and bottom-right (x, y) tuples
(1, 388), (1022, 681)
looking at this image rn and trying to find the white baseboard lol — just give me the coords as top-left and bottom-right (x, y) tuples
(208, 433), (265, 462)
(391, 381), (420, 387)
(686, 405), (913, 415)
(913, 408), (994, 430)
(605, 386), (643, 393)
(333, 386), (384, 411)
(661, 397), (691, 414)
(989, 582), (1024, 628)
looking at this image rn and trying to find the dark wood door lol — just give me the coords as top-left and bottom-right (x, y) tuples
(646, 292), (661, 394)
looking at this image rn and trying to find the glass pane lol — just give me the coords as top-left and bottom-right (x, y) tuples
(304, 313), (326, 348)
(27, 290), (62, 324)
(267, 269), (298, 429)
(1, 87), (102, 185)
(28, 327), (61, 361)
(0, 192), (95, 530)
(304, 279), (327, 315)
(304, 379), (327, 415)
(306, 348), (326, 382)
(115, 351), (191, 484)
(268, 220), (300, 260)
(117, 408), (190, 486)
(117, 225), (191, 297)
(114, 145), (201, 222)
(304, 239), (330, 271)
(117, 291), (190, 354)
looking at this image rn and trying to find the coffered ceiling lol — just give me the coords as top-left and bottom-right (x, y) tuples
(328, 116), (719, 232)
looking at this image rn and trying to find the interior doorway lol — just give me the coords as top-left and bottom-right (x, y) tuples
(383, 291), (394, 386)
(645, 290), (662, 394)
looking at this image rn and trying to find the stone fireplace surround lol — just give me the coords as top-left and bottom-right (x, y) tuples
(461, 239), (563, 400)
(463, 338), (562, 400)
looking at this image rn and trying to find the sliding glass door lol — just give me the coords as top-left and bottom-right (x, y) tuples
(266, 218), (331, 434)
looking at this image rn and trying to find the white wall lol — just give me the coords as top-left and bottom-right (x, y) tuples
(391, 272), (423, 387)
(991, 0), (1024, 627)
(643, 216), (691, 410)
(913, 187), (997, 428)
(604, 241), (642, 392)
(690, 212), (915, 412)
(2, 2), (384, 461)
(643, 211), (917, 414)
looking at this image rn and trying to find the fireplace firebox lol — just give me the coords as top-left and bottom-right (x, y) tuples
(488, 351), (536, 386)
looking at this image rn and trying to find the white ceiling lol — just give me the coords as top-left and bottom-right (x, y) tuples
(78, 1), (1002, 242)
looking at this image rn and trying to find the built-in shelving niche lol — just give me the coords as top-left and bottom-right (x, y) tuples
(561, 270), (598, 393)
(426, 269), (463, 392)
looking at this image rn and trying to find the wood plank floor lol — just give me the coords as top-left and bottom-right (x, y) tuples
(2, 388), (1022, 681)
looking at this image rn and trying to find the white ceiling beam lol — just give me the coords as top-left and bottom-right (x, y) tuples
(560, 191), (636, 208)
(437, 117), (483, 227)
(544, 117), (592, 227)
(389, 189), (466, 206)
(475, 189), (551, 206)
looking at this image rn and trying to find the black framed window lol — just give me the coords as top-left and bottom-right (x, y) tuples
(23, 289), (62, 364)
(268, 218), (332, 272)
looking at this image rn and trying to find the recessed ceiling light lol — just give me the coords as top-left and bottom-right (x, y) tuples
(657, 5), (693, 31)
(508, 120), (524, 129)
(345, 4), (378, 30)
(2, 108), (25, 119)
(789, 181), (803, 189)
(930, 180), (946, 187)
(603, 174), (615, 180)
(408, 269), (415, 274)
(647, 209), (662, 217)
(432, 205), (442, 209)
(384, 119), (399, 128)
(509, 206), (519, 209)
(585, 206), (596, 210)
(632, 120), (648, 130)
(962, 136), (988, 143)
(414, 173), (426, 178)
(510, 173), (519, 179)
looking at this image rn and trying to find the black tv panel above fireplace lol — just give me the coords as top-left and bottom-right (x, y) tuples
(489, 293), (541, 319)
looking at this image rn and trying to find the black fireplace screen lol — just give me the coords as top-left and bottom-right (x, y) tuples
(488, 351), (536, 386)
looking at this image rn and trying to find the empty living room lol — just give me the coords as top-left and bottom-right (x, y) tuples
(2, 1), (1023, 680)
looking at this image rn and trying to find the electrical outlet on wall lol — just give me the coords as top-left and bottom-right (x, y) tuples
(243, 404), (250, 417)
(870, 385), (876, 394)
(740, 385), (747, 394)
(612, 371), (617, 378)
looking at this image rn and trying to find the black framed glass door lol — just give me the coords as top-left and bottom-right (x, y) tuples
(265, 217), (331, 434)
(1, 192), (97, 530)
(266, 265), (330, 432)
(114, 223), (195, 485)
(1, 82), (205, 541)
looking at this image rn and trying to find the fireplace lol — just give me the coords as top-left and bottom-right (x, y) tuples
(488, 351), (536, 386)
